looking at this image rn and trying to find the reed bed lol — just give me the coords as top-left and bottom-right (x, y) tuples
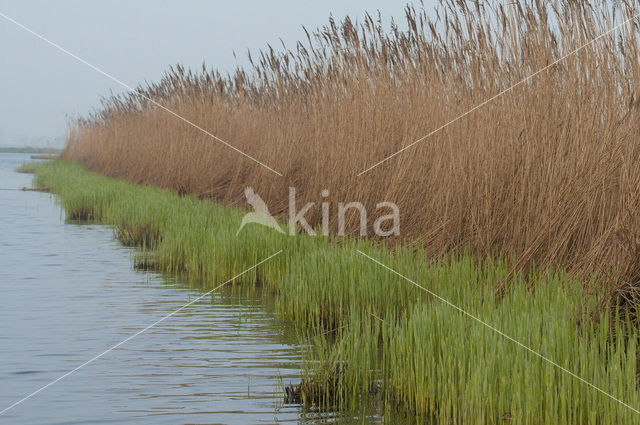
(32, 160), (640, 424)
(62, 0), (640, 302)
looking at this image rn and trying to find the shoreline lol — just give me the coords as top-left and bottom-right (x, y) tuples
(31, 160), (640, 424)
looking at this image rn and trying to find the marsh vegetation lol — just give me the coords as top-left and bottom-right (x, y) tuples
(61, 0), (640, 306)
(41, 0), (640, 422)
(33, 161), (640, 424)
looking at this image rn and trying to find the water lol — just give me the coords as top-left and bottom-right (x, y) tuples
(0, 154), (369, 424)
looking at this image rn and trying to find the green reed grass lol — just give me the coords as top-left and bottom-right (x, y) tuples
(33, 160), (640, 424)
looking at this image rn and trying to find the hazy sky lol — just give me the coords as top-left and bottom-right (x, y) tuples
(0, 0), (438, 147)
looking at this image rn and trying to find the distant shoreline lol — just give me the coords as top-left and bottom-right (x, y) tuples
(0, 147), (61, 154)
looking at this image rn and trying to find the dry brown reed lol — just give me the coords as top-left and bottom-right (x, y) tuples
(63, 0), (640, 301)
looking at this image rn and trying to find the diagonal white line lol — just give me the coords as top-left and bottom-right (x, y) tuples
(0, 11), (283, 177)
(356, 249), (640, 415)
(0, 250), (282, 416)
(357, 12), (640, 176)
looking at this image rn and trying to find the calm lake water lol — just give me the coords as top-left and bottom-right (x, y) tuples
(0, 153), (379, 424)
